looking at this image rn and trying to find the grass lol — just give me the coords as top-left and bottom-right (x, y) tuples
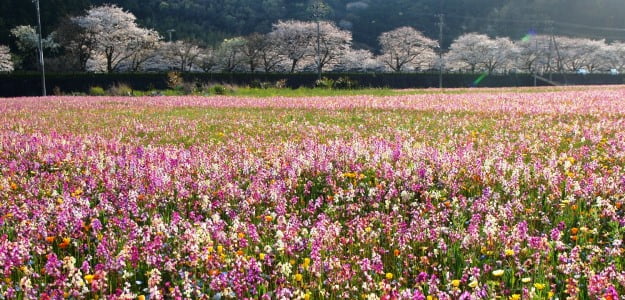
(125, 84), (625, 98)
(74, 85), (623, 98)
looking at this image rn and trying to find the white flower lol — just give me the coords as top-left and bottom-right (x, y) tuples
(279, 262), (292, 276)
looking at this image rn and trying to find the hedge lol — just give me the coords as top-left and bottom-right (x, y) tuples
(1, 72), (624, 97)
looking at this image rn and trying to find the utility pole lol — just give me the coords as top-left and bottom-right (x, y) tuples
(547, 20), (555, 81)
(437, 14), (444, 89)
(33, 0), (46, 96)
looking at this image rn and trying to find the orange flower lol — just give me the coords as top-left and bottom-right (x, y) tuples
(59, 237), (71, 249)
(570, 228), (579, 235)
(45, 236), (55, 243)
(264, 215), (273, 222)
(394, 249), (401, 257)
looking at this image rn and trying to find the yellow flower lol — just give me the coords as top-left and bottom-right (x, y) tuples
(385, 273), (393, 280)
(521, 277), (531, 283)
(304, 292), (311, 300)
(84, 274), (95, 284)
(492, 269), (505, 277)
(468, 280), (478, 288)
(451, 279), (461, 288)
(343, 172), (357, 178)
(504, 249), (515, 256)
(259, 253), (265, 260)
(534, 283), (546, 290)
(510, 294), (521, 300)
(302, 257), (311, 269)
(294, 273), (303, 282)
(365, 227), (372, 233)
(217, 245), (223, 254)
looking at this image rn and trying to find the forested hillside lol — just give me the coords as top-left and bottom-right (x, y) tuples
(3, 0), (625, 50)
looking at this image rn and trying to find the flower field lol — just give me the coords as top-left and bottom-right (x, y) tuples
(1, 88), (624, 299)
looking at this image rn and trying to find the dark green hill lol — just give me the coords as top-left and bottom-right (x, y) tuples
(3, 0), (625, 50)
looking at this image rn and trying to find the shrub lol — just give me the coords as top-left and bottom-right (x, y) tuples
(334, 76), (358, 89)
(167, 71), (183, 90)
(89, 86), (106, 96)
(52, 86), (63, 96)
(315, 77), (334, 89)
(179, 81), (197, 95)
(275, 79), (288, 89)
(107, 83), (133, 96)
(249, 79), (274, 89)
(211, 84), (228, 95)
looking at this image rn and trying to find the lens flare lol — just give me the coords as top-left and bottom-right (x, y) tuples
(472, 72), (488, 86)
(521, 29), (537, 42)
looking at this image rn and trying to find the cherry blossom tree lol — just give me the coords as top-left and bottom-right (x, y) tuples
(197, 48), (218, 72)
(335, 49), (380, 72)
(269, 20), (315, 73)
(556, 37), (606, 73)
(596, 42), (625, 72)
(446, 33), (517, 74)
(258, 36), (285, 73)
(378, 26), (438, 72)
(481, 37), (517, 74)
(160, 40), (203, 72)
(72, 5), (161, 73)
(0, 45), (13, 72)
(312, 21), (352, 75)
(445, 33), (491, 73)
(514, 35), (554, 74)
